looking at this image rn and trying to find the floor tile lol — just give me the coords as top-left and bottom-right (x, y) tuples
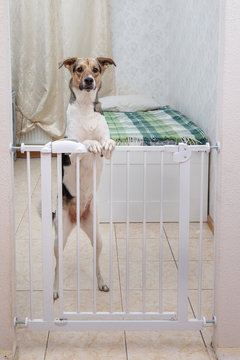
(215, 347), (240, 360)
(164, 222), (213, 240)
(16, 257), (120, 292)
(188, 261), (214, 290)
(15, 290), (44, 319)
(15, 239), (43, 263)
(121, 289), (194, 316)
(60, 289), (123, 315)
(125, 330), (210, 360)
(118, 260), (178, 290)
(188, 290), (214, 320)
(14, 158), (41, 230)
(15, 328), (48, 360)
(45, 331), (127, 360)
(201, 327), (214, 348)
(15, 289), (122, 320)
(115, 222), (167, 239)
(62, 258), (120, 291)
(16, 211), (42, 242)
(116, 236), (174, 261)
(168, 237), (214, 261)
(16, 261), (43, 291)
(14, 205), (27, 231)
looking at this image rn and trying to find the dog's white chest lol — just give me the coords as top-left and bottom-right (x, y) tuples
(66, 105), (100, 140)
(87, 118), (97, 132)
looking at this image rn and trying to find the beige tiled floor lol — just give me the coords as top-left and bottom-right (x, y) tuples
(14, 158), (215, 360)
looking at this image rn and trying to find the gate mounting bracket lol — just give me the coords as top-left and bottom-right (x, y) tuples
(203, 316), (217, 326)
(210, 142), (220, 152)
(173, 143), (191, 163)
(14, 317), (28, 327)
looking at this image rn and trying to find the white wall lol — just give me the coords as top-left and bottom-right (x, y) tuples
(109, 0), (220, 220)
(0, 0), (15, 356)
(109, 0), (169, 104)
(214, 0), (240, 348)
(167, 0), (220, 220)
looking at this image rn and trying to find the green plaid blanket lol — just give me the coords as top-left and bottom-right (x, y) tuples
(104, 106), (208, 146)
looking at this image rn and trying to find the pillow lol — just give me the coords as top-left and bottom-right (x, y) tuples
(99, 94), (161, 112)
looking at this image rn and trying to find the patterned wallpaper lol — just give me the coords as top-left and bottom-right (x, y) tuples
(109, 0), (220, 218)
(168, 0), (220, 219)
(108, 0), (169, 104)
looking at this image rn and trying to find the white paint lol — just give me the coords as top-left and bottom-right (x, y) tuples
(213, 0), (240, 349)
(0, 0), (15, 355)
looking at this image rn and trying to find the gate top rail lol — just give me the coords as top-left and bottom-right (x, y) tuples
(11, 140), (211, 154)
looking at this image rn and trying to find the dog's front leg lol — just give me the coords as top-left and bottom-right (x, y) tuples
(80, 206), (109, 292)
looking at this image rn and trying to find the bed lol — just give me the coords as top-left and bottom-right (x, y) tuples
(97, 97), (209, 222)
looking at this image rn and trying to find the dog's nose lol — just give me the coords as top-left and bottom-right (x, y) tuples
(84, 77), (94, 85)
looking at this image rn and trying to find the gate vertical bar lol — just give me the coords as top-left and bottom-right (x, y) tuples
(159, 151), (164, 313)
(177, 156), (190, 322)
(198, 152), (204, 319)
(142, 151), (147, 313)
(109, 155), (113, 313)
(41, 144), (54, 321)
(93, 155), (97, 313)
(126, 151), (130, 313)
(57, 154), (64, 316)
(76, 155), (81, 313)
(26, 151), (33, 319)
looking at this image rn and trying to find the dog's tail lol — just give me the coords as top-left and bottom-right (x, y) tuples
(37, 199), (56, 220)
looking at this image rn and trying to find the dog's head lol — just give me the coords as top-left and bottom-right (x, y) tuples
(58, 57), (116, 92)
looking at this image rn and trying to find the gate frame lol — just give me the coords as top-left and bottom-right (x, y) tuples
(15, 140), (212, 331)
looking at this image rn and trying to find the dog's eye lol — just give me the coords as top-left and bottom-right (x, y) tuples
(93, 67), (99, 74)
(77, 66), (83, 73)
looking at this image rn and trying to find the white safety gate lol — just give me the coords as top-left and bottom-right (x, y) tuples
(14, 140), (214, 331)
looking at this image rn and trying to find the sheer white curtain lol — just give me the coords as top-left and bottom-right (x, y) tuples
(10, 0), (115, 140)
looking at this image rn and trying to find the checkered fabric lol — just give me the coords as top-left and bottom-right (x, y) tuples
(104, 106), (208, 146)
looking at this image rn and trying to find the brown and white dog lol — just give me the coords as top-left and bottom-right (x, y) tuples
(53, 57), (116, 300)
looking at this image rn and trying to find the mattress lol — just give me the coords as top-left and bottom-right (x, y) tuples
(104, 106), (208, 146)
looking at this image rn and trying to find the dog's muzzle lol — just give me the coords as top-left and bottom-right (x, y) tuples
(80, 76), (95, 92)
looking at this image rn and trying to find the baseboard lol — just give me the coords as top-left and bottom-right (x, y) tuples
(16, 150), (40, 158)
(207, 215), (214, 234)
(16, 151), (57, 159)
(215, 348), (240, 360)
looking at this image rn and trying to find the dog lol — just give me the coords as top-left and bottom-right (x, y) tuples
(53, 57), (116, 300)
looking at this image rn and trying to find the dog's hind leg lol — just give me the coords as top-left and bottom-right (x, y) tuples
(53, 206), (75, 301)
(80, 205), (109, 292)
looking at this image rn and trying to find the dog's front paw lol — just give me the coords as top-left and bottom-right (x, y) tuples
(53, 291), (59, 301)
(97, 273), (109, 292)
(99, 284), (110, 292)
(102, 139), (115, 159)
(102, 139), (115, 152)
(84, 140), (102, 154)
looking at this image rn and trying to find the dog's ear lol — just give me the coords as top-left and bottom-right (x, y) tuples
(58, 57), (77, 72)
(97, 57), (116, 73)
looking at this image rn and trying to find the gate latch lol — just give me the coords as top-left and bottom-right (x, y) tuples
(173, 143), (191, 163)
